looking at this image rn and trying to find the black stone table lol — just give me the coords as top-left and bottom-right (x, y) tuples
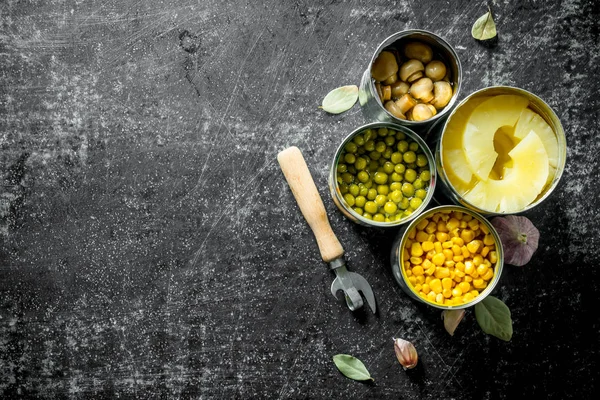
(1, 1), (598, 398)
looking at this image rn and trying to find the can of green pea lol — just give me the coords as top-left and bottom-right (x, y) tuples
(358, 29), (462, 133)
(390, 205), (504, 310)
(429, 86), (567, 215)
(328, 122), (436, 228)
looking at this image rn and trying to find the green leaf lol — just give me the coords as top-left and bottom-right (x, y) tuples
(332, 354), (374, 381)
(471, 9), (497, 40)
(321, 85), (358, 114)
(475, 296), (513, 341)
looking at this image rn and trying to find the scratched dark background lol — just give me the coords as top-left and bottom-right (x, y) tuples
(1, 0), (599, 398)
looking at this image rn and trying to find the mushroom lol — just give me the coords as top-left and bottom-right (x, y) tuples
(385, 100), (406, 120)
(382, 85), (392, 101)
(375, 82), (384, 102)
(383, 72), (398, 85)
(427, 104), (437, 116)
(425, 60), (447, 81)
(390, 81), (410, 98)
(403, 42), (433, 64)
(371, 51), (399, 82)
(432, 81), (453, 109)
(411, 103), (434, 121)
(396, 94), (417, 114)
(409, 77), (434, 103)
(399, 59), (424, 83)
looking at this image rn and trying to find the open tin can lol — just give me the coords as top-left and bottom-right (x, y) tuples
(358, 29), (462, 133)
(328, 122), (436, 228)
(390, 205), (504, 310)
(430, 86), (567, 215)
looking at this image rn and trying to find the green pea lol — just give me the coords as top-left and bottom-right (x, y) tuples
(391, 172), (403, 182)
(409, 141), (419, 152)
(359, 185), (369, 197)
(409, 197), (423, 210)
(353, 135), (365, 146)
(373, 213), (385, 222)
(370, 151), (381, 161)
(344, 193), (355, 207)
(390, 182), (402, 192)
(375, 194), (387, 206)
(415, 189), (427, 199)
(406, 162), (417, 170)
(357, 171), (370, 183)
(369, 160), (379, 172)
(394, 163), (406, 174)
(349, 184), (360, 196)
(389, 190), (403, 203)
(355, 195), (366, 208)
(339, 182), (348, 194)
(374, 172), (388, 184)
(355, 157), (367, 170)
(404, 169), (417, 183)
(382, 148), (393, 159)
(353, 207), (363, 215)
(357, 147), (366, 155)
(401, 182), (414, 197)
(383, 161), (395, 174)
(338, 163), (347, 173)
(344, 153), (356, 164)
(363, 129), (374, 142)
(413, 178), (424, 190)
(364, 140), (375, 151)
(377, 185), (390, 195)
(391, 152), (403, 164)
(384, 201), (398, 215)
(402, 209), (413, 218)
(388, 129), (396, 136)
(384, 136), (395, 147)
(364, 201), (378, 214)
(420, 170), (431, 181)
(345, 142), (358, 153)
(395, 131), (406, 141)
(416, 154), (428, 167)
(347, 165), (356, 175)
(398, 197), (410, 210)
(403, 151), (416, 164)
(378, 127), (389, 137)
(364, 180), (373, 189)
(397, 140), (409, 153)
(367, 188), (378, 200)
(375, 141), (387, 153)
(363, 213), (373, 220)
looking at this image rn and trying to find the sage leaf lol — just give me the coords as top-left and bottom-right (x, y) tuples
(475, 296), (513, 341)
(321, 85), (358, 114)
(332, 354), (374, 381)
(471, 9), (497, 41)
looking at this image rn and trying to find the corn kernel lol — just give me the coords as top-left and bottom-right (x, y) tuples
(453, 275), (462, 283)
(416, 230), (430, 242)
(434, 242), (443, 254)
(425, 221), (437, 234)
(426, 250), (435, 260)
(451, 244), (462, 256)
(444, 260), (455, 269)
(432, 253), (446, 266)
(445, 298), (455, 306)
(472, 254), (484, 267)
(443, 249), (454, 260)
(449, 270), (456, 279)
(483, 234), (495, 246)
(429, 278), (442, 294)
(435, 267), (450, 279)
(480, 224), (490, 235)
(449, 228), (460, 237)
(442, 288), (452, 298)
(422, 241), (435, 252)
(425, 265), (436, 276)
(461, 246), (471, 258)
(410, 256), (423, 265)
(402, 248), (410, 261)
(408, 228), (416, 239)
(414, 283), (422, 292)
(476, 263), (488, 276)
(451, 287), (463, 297)
(421, 283), (430, 293)
(416, 275), (426, 284)
(458, 281), (470, 293)
(461, 229), (475, 243)
(451, 211), (463, 220)
(483, 258), (492, 268)
(481, 246), (490, 257)
(432, 213), (441, 223)
(416, 218), (429, 231)
(412, 265), (424, 276)
(466, 240), (480, 254)
(459, 220), (468, 229)
(467, 219), (479, 230)
(453, 255), (464, 262)
(437, 221), (448, 232)
(464, 260), (475, 275)
(446, 217), (460, 231)
(455, 261), (465, 272)
(469, 289), (479, 297)
(405, 239), (413, 249)
(489, 251), (498, 264)
(422, 259), (432, 269)
(410, 242), (423, 257)
(427, 291), (436, 302)
(436, 231), (449, 242)
(405, 267), (412, 277)
(419, 291), (427, 298)
(425, 276), (432, 284)
(435, 293), (444, 304)
(442, 240), (453, 249)
(451, 237), (464, 246)
(442, 277), (453, 290)
(482, 268), (494, 281)
(464, 276), (473, 283)
(455, 270), (465, 278)
(462, 214), (473, 222)
(463, 292), (474, 302)
(408, 276), (417, 285)
(473, 279), (486, 289)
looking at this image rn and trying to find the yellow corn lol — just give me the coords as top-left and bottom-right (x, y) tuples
(453, 255), (464, 262)
(436, 221), (448, 232)
(461, 229), (475, 243)
(455, 261), (465, 272)
(467, 219), (479, 230)
(472, 254), (484, 267)
(481, 246), (490, 257)
(432, 253), (446, 266)
(443, 249), (454, 260)
(435, 267), (450, 279)
(414, 283), (422, 292)
(451, 237), (464, 246)
(458, 281), (470, 293)
(422, 241), (435, 252)
(442, 277), (453, 290)
(402, 248), (410, 261)
(436, 231), (449, 242)
(480, 224), (490, 235)
(446, 217), (460, 231)
(464, 260), (475, 275)
(429, 278), (442, 294)
(434, 242), (443, 254)
(408, 227), (416, 239)
(483, 234), (495, 246)
(442, 240), (453, 249)
(444, 260), (455, 269)
(435, 293), (444, 304)
(459, 220), (468, 229)
(411, 242), (423, 257)
(489, 251), (498, 264)
(461, 246), (471, 258)
(451, 287), (463, 297)
(476, 263), (488, 277)
(473, 279), (486, 289)
(425, 221), (437, 234)
(412, 265), (424, 276)
(451, 211), (463, 220)
(427, 291), (436, 302)
(416, 275), (425, 284)
(421, 283), (430, 293)
(442, 288), (452, 298)
(481, 268), (494, 281)
(469, 289), (479, 297)
(416, 218), (429, 231)
(410, 256), (423, 265)
(463, 292), (474, 302)
(466, 240), (480, 254)
(425, 265), (436, 276)
(408, 276), (417, 285)
(416, 230), (430, 242)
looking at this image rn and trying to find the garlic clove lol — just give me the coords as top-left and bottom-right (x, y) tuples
(442, 309), (465, 336)
(393, 338), (418, 370)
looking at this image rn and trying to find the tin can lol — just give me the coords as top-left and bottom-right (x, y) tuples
(328, 122), (436, 228)
(430, 86), (567, 215)
(358, 30), (462, 133)
(390, 205), (504, 310)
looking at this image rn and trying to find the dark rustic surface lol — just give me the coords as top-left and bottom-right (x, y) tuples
(1, 0), (599, 398)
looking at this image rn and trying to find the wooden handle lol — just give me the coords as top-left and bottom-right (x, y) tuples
(277, 146), (344, 262)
